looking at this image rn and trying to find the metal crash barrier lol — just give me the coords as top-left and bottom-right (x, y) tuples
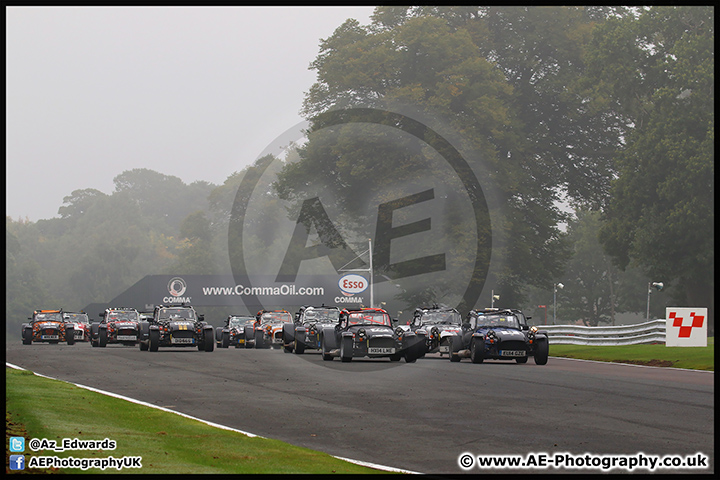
(536, 320), (666, 345)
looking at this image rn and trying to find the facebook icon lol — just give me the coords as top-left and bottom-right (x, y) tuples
(10, 455), (25, 471)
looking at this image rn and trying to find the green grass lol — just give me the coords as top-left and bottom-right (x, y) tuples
(550, 337), (714, 371)
(5, 368), (389, 475)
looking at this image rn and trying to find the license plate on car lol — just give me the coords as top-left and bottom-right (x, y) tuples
(41, 335), (59, 340)
(499, 350), (526, 357)
(237, 339), (245, 344)
(171, 337), (194, 344)
(74, 332), (83, 338)
(438, 345), (450, 353)
(117, 335), (137, 341)
(368, 347), (395, 354)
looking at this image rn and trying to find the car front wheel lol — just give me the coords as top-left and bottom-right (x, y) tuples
(534, 339), (549, 365)
(98, 328), (107, 347)
(470, 338), (484, 364)
(149, 330), (159, 352)
(340, 336), (353, 362)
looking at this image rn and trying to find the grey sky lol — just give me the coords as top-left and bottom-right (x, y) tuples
(6, 6), (375, 222)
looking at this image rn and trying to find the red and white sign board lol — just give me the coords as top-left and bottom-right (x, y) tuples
(665, 307), (707, 347)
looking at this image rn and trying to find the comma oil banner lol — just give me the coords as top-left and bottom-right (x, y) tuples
(665, 307), (707, 347)
(82, 274), (371, 316)
(103, 275), (369, 310)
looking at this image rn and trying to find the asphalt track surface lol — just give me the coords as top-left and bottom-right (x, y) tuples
(5, 340), (714, 475)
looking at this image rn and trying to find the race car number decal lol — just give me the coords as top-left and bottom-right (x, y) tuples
(368, 347), (395, 354)
(499, 350), (526, 357)
(171, 337), (194, 344)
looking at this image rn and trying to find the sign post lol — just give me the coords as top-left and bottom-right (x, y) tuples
(338, 239), (374, 307)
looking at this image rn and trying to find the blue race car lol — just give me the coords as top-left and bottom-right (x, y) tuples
(448, 308), (548, 364)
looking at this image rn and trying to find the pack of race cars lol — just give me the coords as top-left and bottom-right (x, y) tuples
(20, 304), (550, 365)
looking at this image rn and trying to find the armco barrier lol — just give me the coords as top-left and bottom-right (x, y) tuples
(536, 320), (666, 345)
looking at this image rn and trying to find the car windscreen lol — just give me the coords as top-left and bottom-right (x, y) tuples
(64, 314), (89, 324)
(303, 308), (340, 323)
(228, 317), (254, 327)
(158, 309), (195, 321)
(474, 314), (521, 329)
(106, 311), (140, 322)
(347, 311), (391, 327)
(34, 312), (63, 323)
(420, 311), (462, 325)
(261, 312), (291, 324)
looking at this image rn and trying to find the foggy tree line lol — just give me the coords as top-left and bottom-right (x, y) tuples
(6, 6), (713, 333)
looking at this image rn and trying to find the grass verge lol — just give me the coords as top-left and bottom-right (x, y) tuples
(5, 368), (389, 474)
(550, 337), (714, 371)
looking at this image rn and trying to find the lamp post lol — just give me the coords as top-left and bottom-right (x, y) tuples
(553, 283), (564, 325)
(491, 290), (500, 308)
(646, 281), (664, 321)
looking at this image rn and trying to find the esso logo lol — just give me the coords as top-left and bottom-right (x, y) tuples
(339, 274), (368, 295)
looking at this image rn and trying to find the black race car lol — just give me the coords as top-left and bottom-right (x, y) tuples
(320, 307), (425, 363)
(402, 304), (463, 356)
(139, 304), (214, 352)
(216, 314), (256, 348)
(282, 305), (341, 354)
(91, 307), (141, 347)
(448, 308), (548, 364)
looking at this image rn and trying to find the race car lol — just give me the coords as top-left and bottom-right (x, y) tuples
(320, 307), (425, 362)
(91, 307), (142, 347)
(139, 304), (214, 352)
(254, 310), (293, 349)
(216, 314), (256, 348)
(64, 311), (91, 342)
(22, 309), (75, 345)
(282, 305), (341, 354)
(448, 308), (548, 365)
(401, 304), (463, 356)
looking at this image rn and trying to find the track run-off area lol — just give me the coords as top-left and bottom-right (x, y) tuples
(5, 341), (714, 474)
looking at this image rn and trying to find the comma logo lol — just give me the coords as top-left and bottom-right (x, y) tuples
(229, 106), (500, 322)
(167, 277), (187, 297)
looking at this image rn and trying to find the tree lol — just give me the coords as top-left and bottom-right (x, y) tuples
(167, 211), (217, 275)
(591, 6), (714, 332)
(280, 7), (619, 309)
(113, 168), (214, 233)
(58, 188), (107, 221)
(6, 220), (58, 334)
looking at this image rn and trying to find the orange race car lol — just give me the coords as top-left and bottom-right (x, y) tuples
(22, 309), (75, 345)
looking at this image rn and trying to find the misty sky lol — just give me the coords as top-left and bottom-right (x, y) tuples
(6, 6), (376, 222)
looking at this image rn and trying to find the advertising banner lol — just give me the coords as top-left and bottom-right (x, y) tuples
(84, 274), (373, 314)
